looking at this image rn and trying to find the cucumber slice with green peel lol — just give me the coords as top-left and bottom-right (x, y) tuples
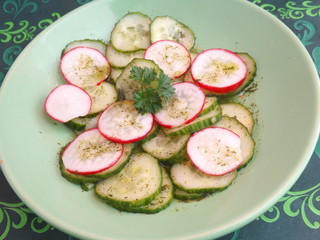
(162, 104), (222, 136)
(84, 114), (100, 130)
(65, 115), (95, 132)
(110, 12), (151, 52)
(106, 44), (145, 68)
(80, 182), (96, 191)
(88, 143), (136, 179)
(150, 16), (195, 50)
(154, 82), (205, 128)
(95, 153), (162, 209)
(110, 68), (123, 82)
(59, 157), (101, 184)
(142, 130), (190, 164)
(139, 123), (160, 144)
(82, 81), (118, 115)
(199, 96), (218, 116)
(187, 127), (243, 176)
(220, 103), (254, 134)
(144, 40), (191, 79)
(170, 161), (237, 194)
(61, 39), (107, 56)
(116, 58), (162, 100)
(117, 167), (173, 214)
(214, 116), (255, 168)
(62, 128), (124, 175)
(173, 188), (208, 201)
(60, 47), (111, 87)
(98, 100), (154, 144)
(233, 52), (257, 95)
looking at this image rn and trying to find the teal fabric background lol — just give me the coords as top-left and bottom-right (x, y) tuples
(0, 0), (319, 239)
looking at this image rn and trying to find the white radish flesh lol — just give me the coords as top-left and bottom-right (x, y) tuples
(44, 84), (92, 123)
(60, 46), (110, 87)
(98, 100), (154, 144)
(191, 49), (247, 94)
(62, 128), (123, 175)
(144, 40), (191, 79)
(154, 82), (205, 128)
(187, 127), (242, 176)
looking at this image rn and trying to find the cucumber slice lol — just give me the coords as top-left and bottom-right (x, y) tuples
(233, 52), (257, 95)
(62, 39), (107, 56)
(59, 157), (101, 184)
(95, 153), (162, 209)
(199, 96), (218, 116)
(110, 12), (151, 52)
(106, 44), (145, 68)
(110, 68), (123, 82)
(84, 114), (100, 130)
(116, 58), (162, 100)
(174, 188), (208, 201)
(65, 115), (96, 132)
(142, 130), (190, 164)
(139, 123), (160, 144)
(98, 100), (154, 144)
(150, 16), (195, 50)
(162, 104), (222, 136)
(117, 167), (173, 214)
(214, 116), (255, 168)
(170, 161), (237, 194)
(82, 81), (118, 115)
(220, 103), (254, 134)
(80, 182), (96, 191)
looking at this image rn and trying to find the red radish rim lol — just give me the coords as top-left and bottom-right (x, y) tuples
(62, 128), (124, 175)
(154, 81), (205, 128)
(144, 39), (191, 79)
(187, 126), (243, 176)
(44, 84), (92, 123)
(98, 100), (154, 144)
(190, 48), (247, 94)
(60, 46), (111, 87)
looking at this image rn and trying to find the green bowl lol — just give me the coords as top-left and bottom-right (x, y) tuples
(0, 0), (319, 239)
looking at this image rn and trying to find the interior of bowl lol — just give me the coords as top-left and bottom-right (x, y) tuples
(0, 0), (319, 239)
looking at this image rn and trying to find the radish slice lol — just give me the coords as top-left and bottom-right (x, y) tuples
(191, 49), (247, 93)
(60, 46), (111, 87)
(44, 84), (92, 123)
(144, 40), (191, 79)
(154, 82), (205, 128)
(187, 127), (243, 176)
(98, 100), (154, 144)
(62, 128), (123, 175)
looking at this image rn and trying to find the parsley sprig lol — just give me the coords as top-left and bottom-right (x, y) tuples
(129, 67), (175, 114)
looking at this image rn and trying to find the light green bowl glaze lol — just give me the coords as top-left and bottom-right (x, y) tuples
(0, 0), (319, 239)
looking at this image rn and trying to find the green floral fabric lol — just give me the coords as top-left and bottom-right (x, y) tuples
(0, 0), (319, 239)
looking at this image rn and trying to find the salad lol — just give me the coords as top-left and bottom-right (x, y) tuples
(44, 12), (256, 214)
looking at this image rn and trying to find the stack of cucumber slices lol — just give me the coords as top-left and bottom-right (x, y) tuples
(45, 12), (257, 214)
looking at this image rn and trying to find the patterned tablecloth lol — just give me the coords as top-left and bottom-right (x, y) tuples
(0, 0), (319, 239)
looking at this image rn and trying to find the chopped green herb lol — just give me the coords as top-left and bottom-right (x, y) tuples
(129, 66), (175, 114)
